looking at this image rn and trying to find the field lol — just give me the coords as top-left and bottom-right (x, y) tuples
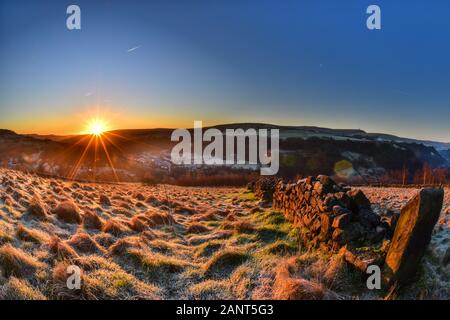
(0, 168), (448, 300)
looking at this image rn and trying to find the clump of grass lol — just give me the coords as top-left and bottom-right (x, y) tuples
(233, 234), (258, 245)
(0, 277), (46, 300)
(47, 236), (79, 262)
(133, 193), (146, 201)
(0, 229), (13, 245)
(27, 197), (48, 220)
(66, 233), (105, 255)
(186, 222), (209, 234)
(128, 215), (148, 232)
(175, 205), (195, 215)
(51, 261), (88, 299)
(221, 219), (255, 234)
(249, 206), (262, 214)
(72, 256), (162, 300)
(82, 210), (103, 230)
(192, 210), (222, 222)
(127, 249), (187, 276)
(264, 240), (298, 256)
(255, 210), (287, 225)
(108, 236), (143, 256)
(273, 276), (326, 300)
(146, 210), (174, 226)
(233, 220), (255, 234)
(93, 233), (116, 248)
(273, 256), (326, 300)
(0, 244), (43, 278)
(145, 195), (161, 206)
(53, 201), (81, 224)
(99, 194), (111, 207)
(204, 249), (250, 277)
(102, 219), (131, 237)
(0, 220), (14, 245)
(189, 280), (230, 299)
(206, 221), (221, 227)
(237, 191), (256, 201)
(16, 225), (50, 244)
(194, 240), (223, 258)
(256, 225), (288, 243)
(229, 265), (254, 299)
(149, 239), (176, 254)
(85, 268), (160, 299)
(188, 230), (233, 246)
(219, 221), (234, 231)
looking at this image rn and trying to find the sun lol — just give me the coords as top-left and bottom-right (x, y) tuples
(86, 118), (108, 136)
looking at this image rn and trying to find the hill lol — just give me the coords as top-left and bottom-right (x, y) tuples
(0, 124), (448, 184)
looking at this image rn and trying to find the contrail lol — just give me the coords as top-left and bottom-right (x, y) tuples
(127, 45), (141, 53)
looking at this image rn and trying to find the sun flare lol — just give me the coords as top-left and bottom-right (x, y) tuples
(87, 118), (108, 136)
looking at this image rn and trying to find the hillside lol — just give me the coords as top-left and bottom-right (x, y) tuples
(0, 125), (448, 184)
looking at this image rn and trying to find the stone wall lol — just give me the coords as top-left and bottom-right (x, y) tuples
(272, 175), (387, 251)
(248, 178), (279, 203)
(251, 175), (444, 288)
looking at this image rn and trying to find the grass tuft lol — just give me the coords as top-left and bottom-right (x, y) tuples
(0, 244), (43, 278)
(204, 249), (250, 277)
(53, 201), (81, 224)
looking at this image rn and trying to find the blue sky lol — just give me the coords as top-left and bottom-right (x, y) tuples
(0, 0), (449, 141)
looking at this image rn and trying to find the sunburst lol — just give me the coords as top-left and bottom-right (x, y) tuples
(67, 116), (119, 182)
(86, 118), (108, 136)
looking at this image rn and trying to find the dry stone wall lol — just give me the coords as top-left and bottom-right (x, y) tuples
(250, 175), (445, 288)
(272, 175), (387, 251)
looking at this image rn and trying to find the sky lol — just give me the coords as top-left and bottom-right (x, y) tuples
(0, 0), (449, 142)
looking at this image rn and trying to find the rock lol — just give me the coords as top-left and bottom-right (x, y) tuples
(332, 205), (351, 216)
(358, 208), (380, 228)
(313, 182), (324, 195)
(319, 213), (333, 236)
(383, 188), (444, 286)
(347, 189), (371, 212)
(332, 228), (344, 242)
(343, 247), (384, 273)
(316, 175), (337, 194)
(253, 177), (278, 203)
(332, 213), (352, 229)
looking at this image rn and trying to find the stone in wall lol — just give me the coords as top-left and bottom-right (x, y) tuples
(248, 177), (279, 204)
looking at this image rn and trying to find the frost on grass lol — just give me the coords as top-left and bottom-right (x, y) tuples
(0, 168), (448, 299)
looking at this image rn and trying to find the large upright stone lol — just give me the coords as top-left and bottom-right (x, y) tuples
(383, 188), (444, 286)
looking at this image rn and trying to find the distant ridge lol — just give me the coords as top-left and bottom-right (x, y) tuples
(0, 129), (17, 136)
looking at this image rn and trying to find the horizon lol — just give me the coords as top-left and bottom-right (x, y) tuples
(2, 121), (449, 144)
